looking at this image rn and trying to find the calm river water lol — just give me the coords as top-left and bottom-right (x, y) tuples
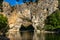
(7, 31), (60, 40)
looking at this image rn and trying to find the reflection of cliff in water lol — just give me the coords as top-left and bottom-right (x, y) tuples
(8, 24), (46, 40)
(8, 32), (45, 40)
(37, 33), (45, 40)
(19, 25), (34, 40)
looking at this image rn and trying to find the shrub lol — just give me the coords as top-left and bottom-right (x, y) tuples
(0, 0), (3, 6)
(58, 0), (60, 9)
(45, 10), (60, 30)
(0, 14), (9, 35)
(0, 0), (3, 12)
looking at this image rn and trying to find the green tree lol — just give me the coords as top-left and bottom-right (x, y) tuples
(0, 0), (3, 7)
(0, 14), (9, 35)
(45, 10), (60, 30)
(58, 0), (60, 9)
(0, 0), (3, 12)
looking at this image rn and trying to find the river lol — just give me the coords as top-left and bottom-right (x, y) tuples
(7, 31), (60, 40)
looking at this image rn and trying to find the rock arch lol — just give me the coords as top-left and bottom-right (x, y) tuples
(2, 0), (58, 37)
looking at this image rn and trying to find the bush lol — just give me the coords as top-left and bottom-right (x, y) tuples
(58, 0), (60, 9)
(0, 0), (3, 12)
(0, 14), (9, 35)
(45, 10), (60, 30)
(0, 0), (3, 6)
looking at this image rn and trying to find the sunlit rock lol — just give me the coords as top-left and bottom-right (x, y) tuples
(2, 0), (58, 39)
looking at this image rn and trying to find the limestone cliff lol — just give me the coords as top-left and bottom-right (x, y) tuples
(2, 0), (58, 32)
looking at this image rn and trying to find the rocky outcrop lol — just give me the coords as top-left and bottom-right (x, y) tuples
(1, 0), (58, 40)
(2, 0), (58, 32)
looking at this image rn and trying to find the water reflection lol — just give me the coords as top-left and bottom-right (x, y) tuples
(37, 33), (45, 40)
(8, 31), (60, 40)
(45, 33), (60, 40)
(20, 31), (34, 40)
(8, 31), (22, 40)
(19, 25), (35, 40)
(8, 31), (45, 40)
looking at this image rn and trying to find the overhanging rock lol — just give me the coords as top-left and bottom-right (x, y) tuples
(2, 0), (58, 32)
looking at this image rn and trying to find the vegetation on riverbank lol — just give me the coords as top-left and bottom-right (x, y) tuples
(44, 0), (60, 31)
(58, 0), (60, 9)
(0, 0), (3, 6)
(44, 9), (60, 31)
(0, 14), (9, 35)
(0, 0), (3, 12)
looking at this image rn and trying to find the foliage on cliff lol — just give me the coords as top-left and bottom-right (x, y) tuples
(0, 0), (3, 6)
(45, 10), (60, 30)
(58, 0), (60, 9)
(0, 0), (3, 12)
(0, 14), (9, 34)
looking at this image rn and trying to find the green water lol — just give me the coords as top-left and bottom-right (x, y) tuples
(45, 33), (60, 40)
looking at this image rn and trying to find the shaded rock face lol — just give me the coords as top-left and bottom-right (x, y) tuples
(2, 0), (58, 31)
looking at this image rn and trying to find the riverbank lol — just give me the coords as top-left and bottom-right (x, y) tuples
(37, 30), (55, 34)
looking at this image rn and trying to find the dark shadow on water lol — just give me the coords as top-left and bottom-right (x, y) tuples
(45, 33), (60, 40)
(19, 25), (34, 40)
(20, 25), (34, 36)
(53, 28), (60, 33)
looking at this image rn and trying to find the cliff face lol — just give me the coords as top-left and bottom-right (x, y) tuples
(2, 0), (58, 31)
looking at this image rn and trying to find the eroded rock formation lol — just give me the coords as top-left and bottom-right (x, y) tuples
(0, 0), (58, 40)
(1, 0), (58, 33)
